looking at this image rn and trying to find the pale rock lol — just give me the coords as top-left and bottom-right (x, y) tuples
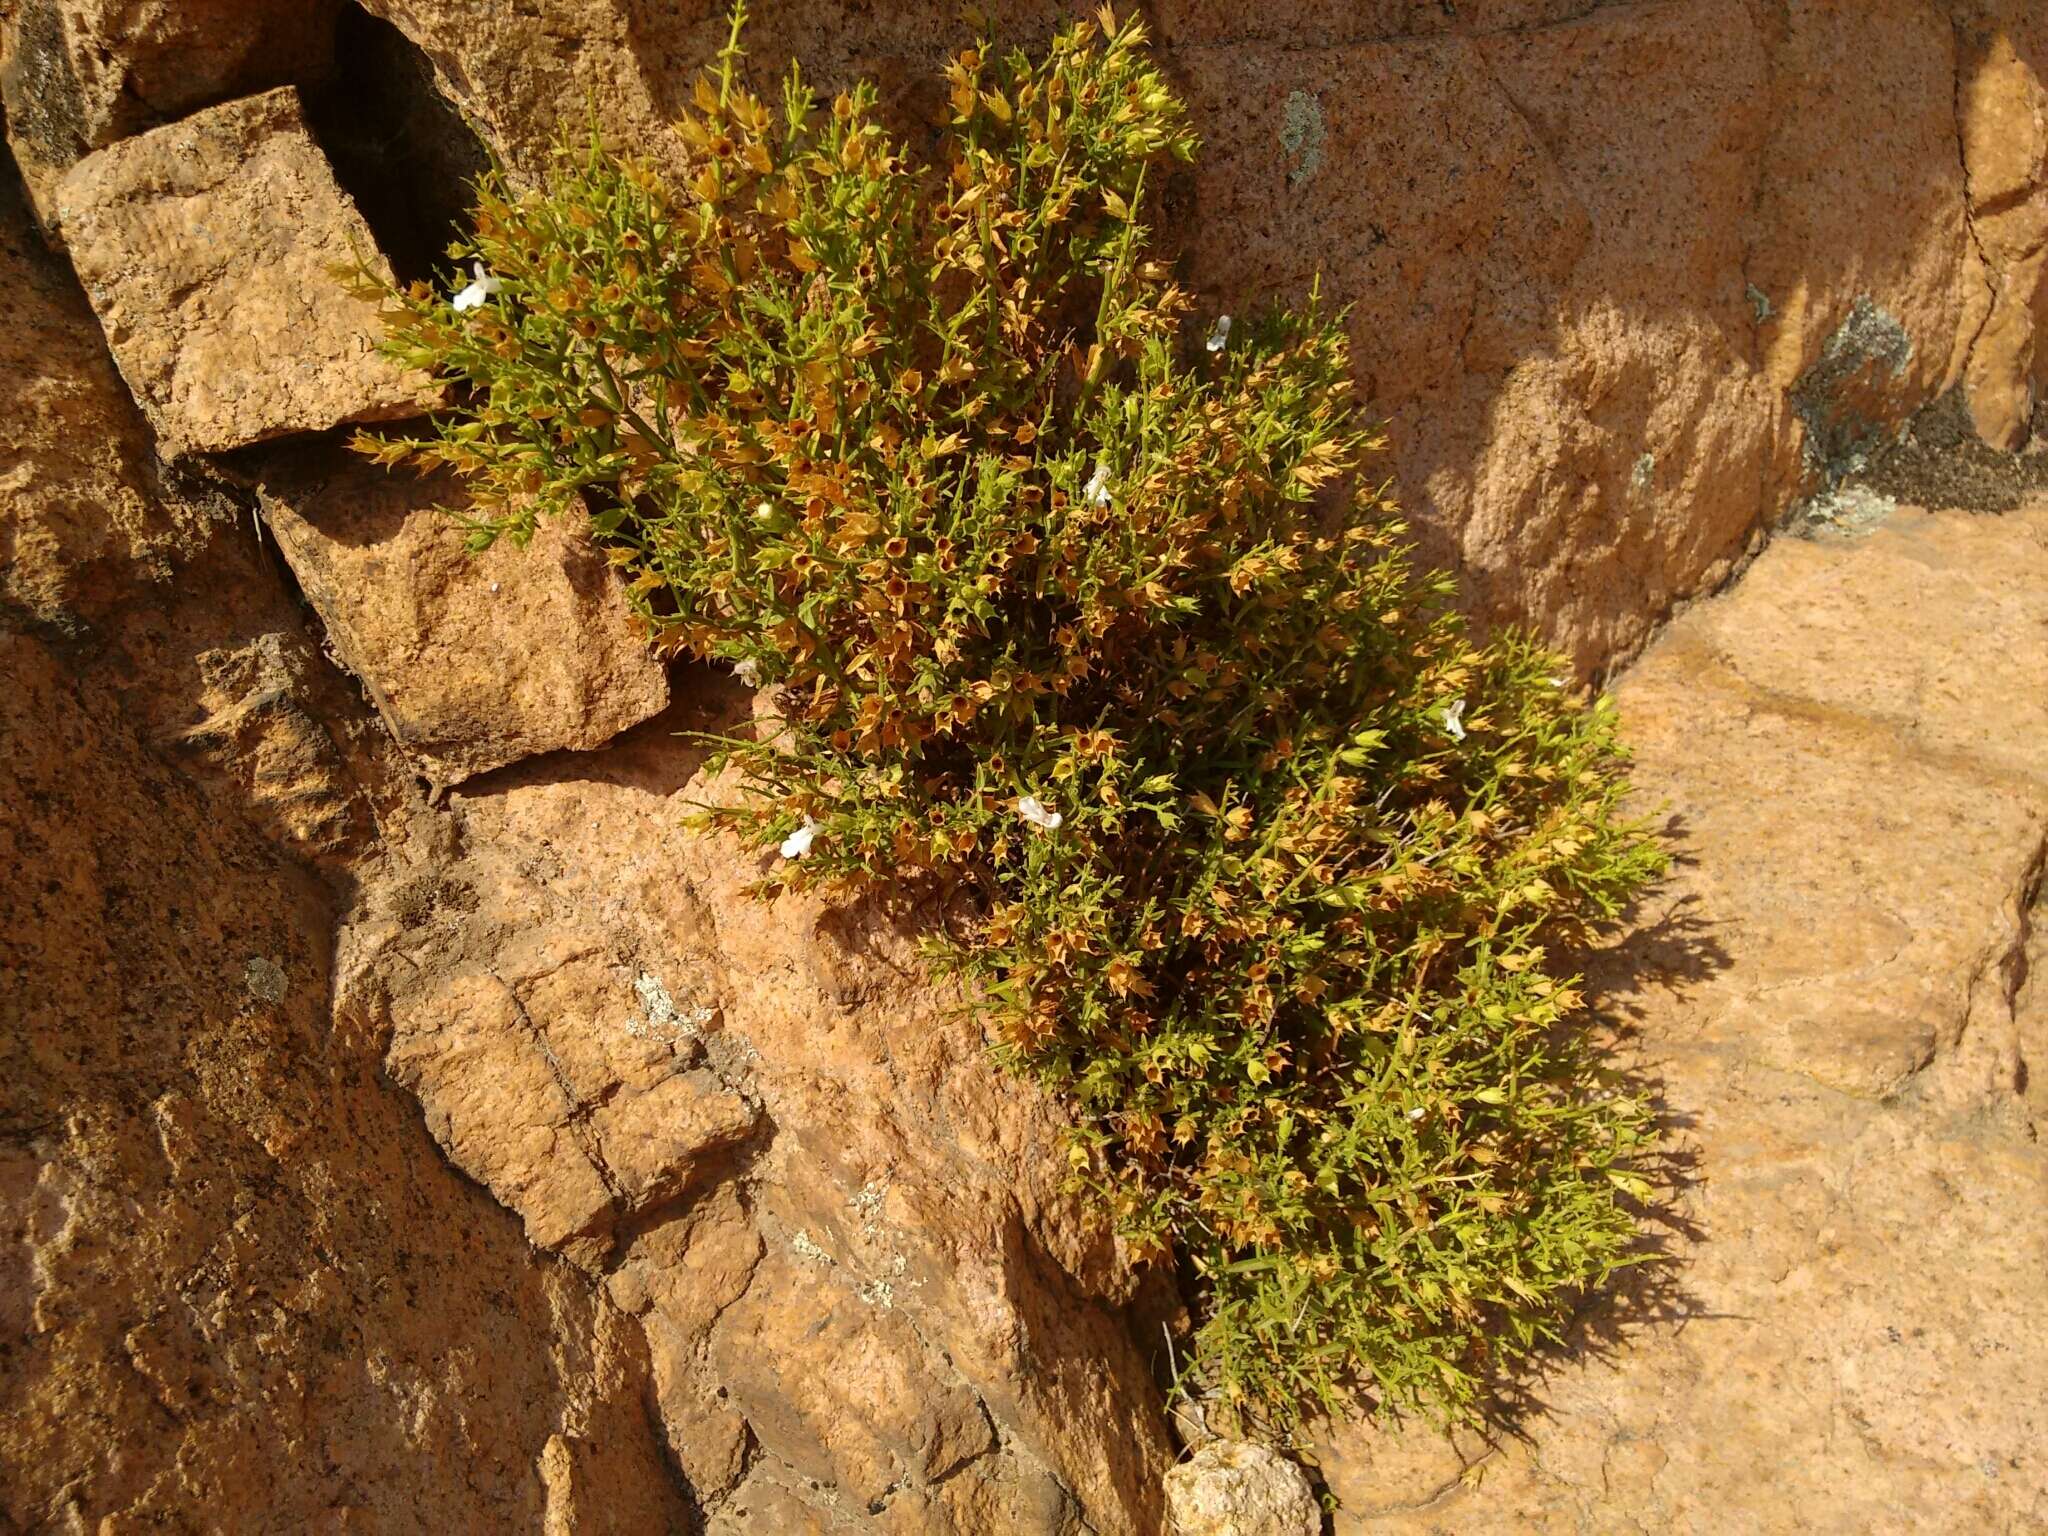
(53, 87), (429, 456)
(331, 685), (1176, 1532)
(1164, 1441), (1321, 1536)
(255, 444), (670, 785)
(1318, 500), (2048, 1531)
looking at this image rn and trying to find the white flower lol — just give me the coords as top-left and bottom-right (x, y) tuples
(733, 657), (762, 687)
(754, 500), (774, 522)
(1441, 699), (1467, 742)
(451, 261), (503, 313)
(1546, 676), (1566, 689)
(1206, 314), (1231, 353)
(1407, 1105), (1426, 1122)
(1016, 795), (1063, 832)
(779, 816), (819, 859)
(1083, 462), (1112, 508)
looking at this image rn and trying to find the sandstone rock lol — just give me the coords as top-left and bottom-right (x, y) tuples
(333, 685), (1175, 1531)
(0, 134), (197, 628)
(254, 444), (669, 786)
(353, 0), (673, 184)
(172, 629), (370, 857)
(0, 628), (688, 1532)
(0, 0), (339, 217)
(52, 87), (428, 457)
(324, 0), (2048, 676)
(711, 1244), (998, 1507)
(1956, 4), (2048, 450)
(1317, 499), (2048, 1531)
(1165, 1441), (1322, 1536)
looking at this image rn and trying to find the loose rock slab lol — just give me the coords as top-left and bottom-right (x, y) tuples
(256, 445), (669, 785)
(1165, 1441), (1322, 1536)
(54, 86), (427, 456)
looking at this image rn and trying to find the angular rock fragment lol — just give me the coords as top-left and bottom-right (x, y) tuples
(0, 0), (339, 216)
(255, 444), (668, 785)
(53, 86), (429, 456)
(1163, 1441), (1321, 1536)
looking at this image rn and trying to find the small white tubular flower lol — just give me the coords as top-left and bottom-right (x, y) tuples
(1016, 795), (1063, 832)
(1407, 1105), (1427, 1122)
(754, 500), (774, 522)
(733, 657), (762, 687)
(1441, 698), (1467, 742)
(779, 816), (819, 860)
(451, 261), (503, 313)
(1206, 314), (1232, 353)
(1083, 462), (1112, 508)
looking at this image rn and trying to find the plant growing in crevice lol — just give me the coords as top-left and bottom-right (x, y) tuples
(360, 4), (1666, 1430)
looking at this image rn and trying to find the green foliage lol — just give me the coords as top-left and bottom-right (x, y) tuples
(362, 5), (1666, 1429)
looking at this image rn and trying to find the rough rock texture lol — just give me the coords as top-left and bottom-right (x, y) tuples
(0, 132), (192, 628)
(0, 0), (339, 217)
(1319, 500), (2048, 1531)
(325, 0), (2046, 673)
(0, 628), (690, 1535)
(1165, 1440), (1322, 1536)
(336, 694), (1176, 1531)
(8, 4), (2048, 1535)
(255, 445), (671, 787)
(10, 0), (2048, 669)
(53, 87), (428, 457)
(1956, 3), (2048, 450)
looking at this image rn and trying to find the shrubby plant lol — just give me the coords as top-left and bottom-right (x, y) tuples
(362, 5), (1665, 1428)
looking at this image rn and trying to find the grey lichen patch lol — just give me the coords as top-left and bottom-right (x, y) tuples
(790, 1228), (835, 1266)
(243, 955), (289, 1003)
(1746, 282), (1773, 325)
(1790, 295), (1916, 485)
(1280, 90), (1325, 189)
(1630, 452), (1656, 494)
(1787, 484), (1899, 541)
(628, 969), (715, 1046)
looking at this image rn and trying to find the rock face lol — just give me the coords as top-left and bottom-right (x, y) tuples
(1957, 3), (2048, 450)
(1318, 498), (2048, 1531)
(9, 0), (2047, 669)
(0, 624), (691, 1534)
(0, 0), (339, 217)
(0, 127), (190, 628)
(1164, 1441), (1323, 1536)
(323, 0), (2047, 674)
(6, 3), (2048, 1535)
(53, 87), (428, 457)
(337, 696), (1176, 1531)
(255, 446), (671, 787)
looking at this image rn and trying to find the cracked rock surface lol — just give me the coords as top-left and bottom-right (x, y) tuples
(1320, 500), (2048, 1532)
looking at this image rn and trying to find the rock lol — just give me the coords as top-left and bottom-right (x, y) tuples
(0, 131), (196, 628)
(333, 685), (1176, 1531)
(353, 0), (674, 184)
(52, 87), (429, 457)
(0, 0), (340, 218)
(1956, 4), (2048, 450)
(254, 443), (670, 786)
(1317, 498), (2048, 1531)
(1164, 1441), (1321, 1536)
(173, 629), (370, 857)
(0, 627), (689, 1531)
(711, 1244), (998, 1507)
